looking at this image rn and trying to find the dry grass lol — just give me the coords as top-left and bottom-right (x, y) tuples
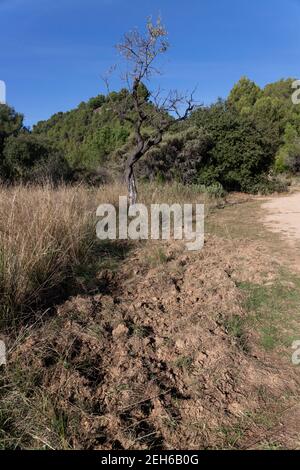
(0, 182), (122, 326)
(137, 181), (214, 209)
(0, 181), (218, 328)
(0, 181), (224, 449)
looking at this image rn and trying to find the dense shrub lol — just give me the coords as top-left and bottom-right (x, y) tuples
(33, 93), (131, 170)
(275, 124), (300, 173)
(138, 127), (211, 184)
(0, 104), (24, 156)
(201, 182), (227, 198)
(189, 101), (277, 191)
(2, 134), (71, 183)
(244, 175), (289, 194)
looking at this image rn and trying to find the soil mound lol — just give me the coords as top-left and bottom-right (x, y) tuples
(10, 237), (297, 449)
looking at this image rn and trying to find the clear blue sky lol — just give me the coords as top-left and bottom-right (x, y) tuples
(1, 0), (300, 127)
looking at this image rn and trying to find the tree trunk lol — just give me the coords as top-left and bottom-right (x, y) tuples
(125, 162), (137, 206)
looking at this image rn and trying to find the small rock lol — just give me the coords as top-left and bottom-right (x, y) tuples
(281, 280), (296, 288)
(112, 324), (129, 338)
(227, 402), (243, 416)
(175, 339), (185, 350)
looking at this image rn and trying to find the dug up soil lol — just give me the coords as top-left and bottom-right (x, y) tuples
(8, 233), (300, 450)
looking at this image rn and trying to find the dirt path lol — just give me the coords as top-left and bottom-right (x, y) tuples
(261, 191), (300, 246)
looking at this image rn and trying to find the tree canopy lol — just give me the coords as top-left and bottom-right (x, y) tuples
(1, 76), (300, 192)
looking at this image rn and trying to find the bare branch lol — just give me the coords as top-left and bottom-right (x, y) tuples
(102, 17), (198, 205)
(116, 16), (169, 85)
(101, 65), (116, 95)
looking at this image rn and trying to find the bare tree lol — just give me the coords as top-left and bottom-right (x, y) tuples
(105, 17), (196, 205)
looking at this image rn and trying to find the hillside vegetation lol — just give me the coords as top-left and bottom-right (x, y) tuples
(0, 77), (299, 192)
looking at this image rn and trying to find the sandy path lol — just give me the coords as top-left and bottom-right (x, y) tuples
(261, 192), (300, 244)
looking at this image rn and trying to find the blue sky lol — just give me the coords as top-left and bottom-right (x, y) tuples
(1, 0), (300, 127)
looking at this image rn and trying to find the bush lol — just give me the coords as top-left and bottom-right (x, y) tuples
(33, 92), (131, 171)
(0, 104), (24, 156)
(30, 153), (72, 184)
(2, 134), (70, 183)
(244, 176), (289, 195)
(203, 182), (227, 198)
(138, 127), (212, 184)
(274, 124), (300, 174)
(190, 101), (277, 192)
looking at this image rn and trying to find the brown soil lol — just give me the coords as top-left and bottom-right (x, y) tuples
(9, 235), (300, 450)
(262, 191), (300, 250)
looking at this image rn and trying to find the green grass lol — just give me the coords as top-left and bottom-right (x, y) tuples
(257, 441), (282, 450)
(224, 315), (249, 352)
(145, 247), (169, 267)
(218, 424), (244, 448)
(174, 355), (193, 371)
(207, 197), (300, 353)
(207, 201), (269, 242)
(52, 411), (69, 444)
(236, 270), (300, 351)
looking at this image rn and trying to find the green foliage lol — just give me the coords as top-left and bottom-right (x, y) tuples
(227, 76), (261, 113)
(78, 124), (130, 169)
(0, 104), (24, 156)
(1, 76), (300, 191)
(227, 77), (300, 176)
(33, 94), (131, 170)
(202, 182), (226, 198)
(275, 123), (300, 173)
(135, 76), (300, 192)
(140, 127), (211, 184)
(245, 175), (289, 195)
(197, 76), (300, 190)
(87, 94), (106, 110)
(2, 133), (70, 183)
(263, 78), (296, 102)
(190, 100), (276, 191)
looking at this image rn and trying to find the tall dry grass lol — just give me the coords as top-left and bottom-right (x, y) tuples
(0, 181), (217, 326)
(0, 181), (223, 449)
(0, 182), (124, 324)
